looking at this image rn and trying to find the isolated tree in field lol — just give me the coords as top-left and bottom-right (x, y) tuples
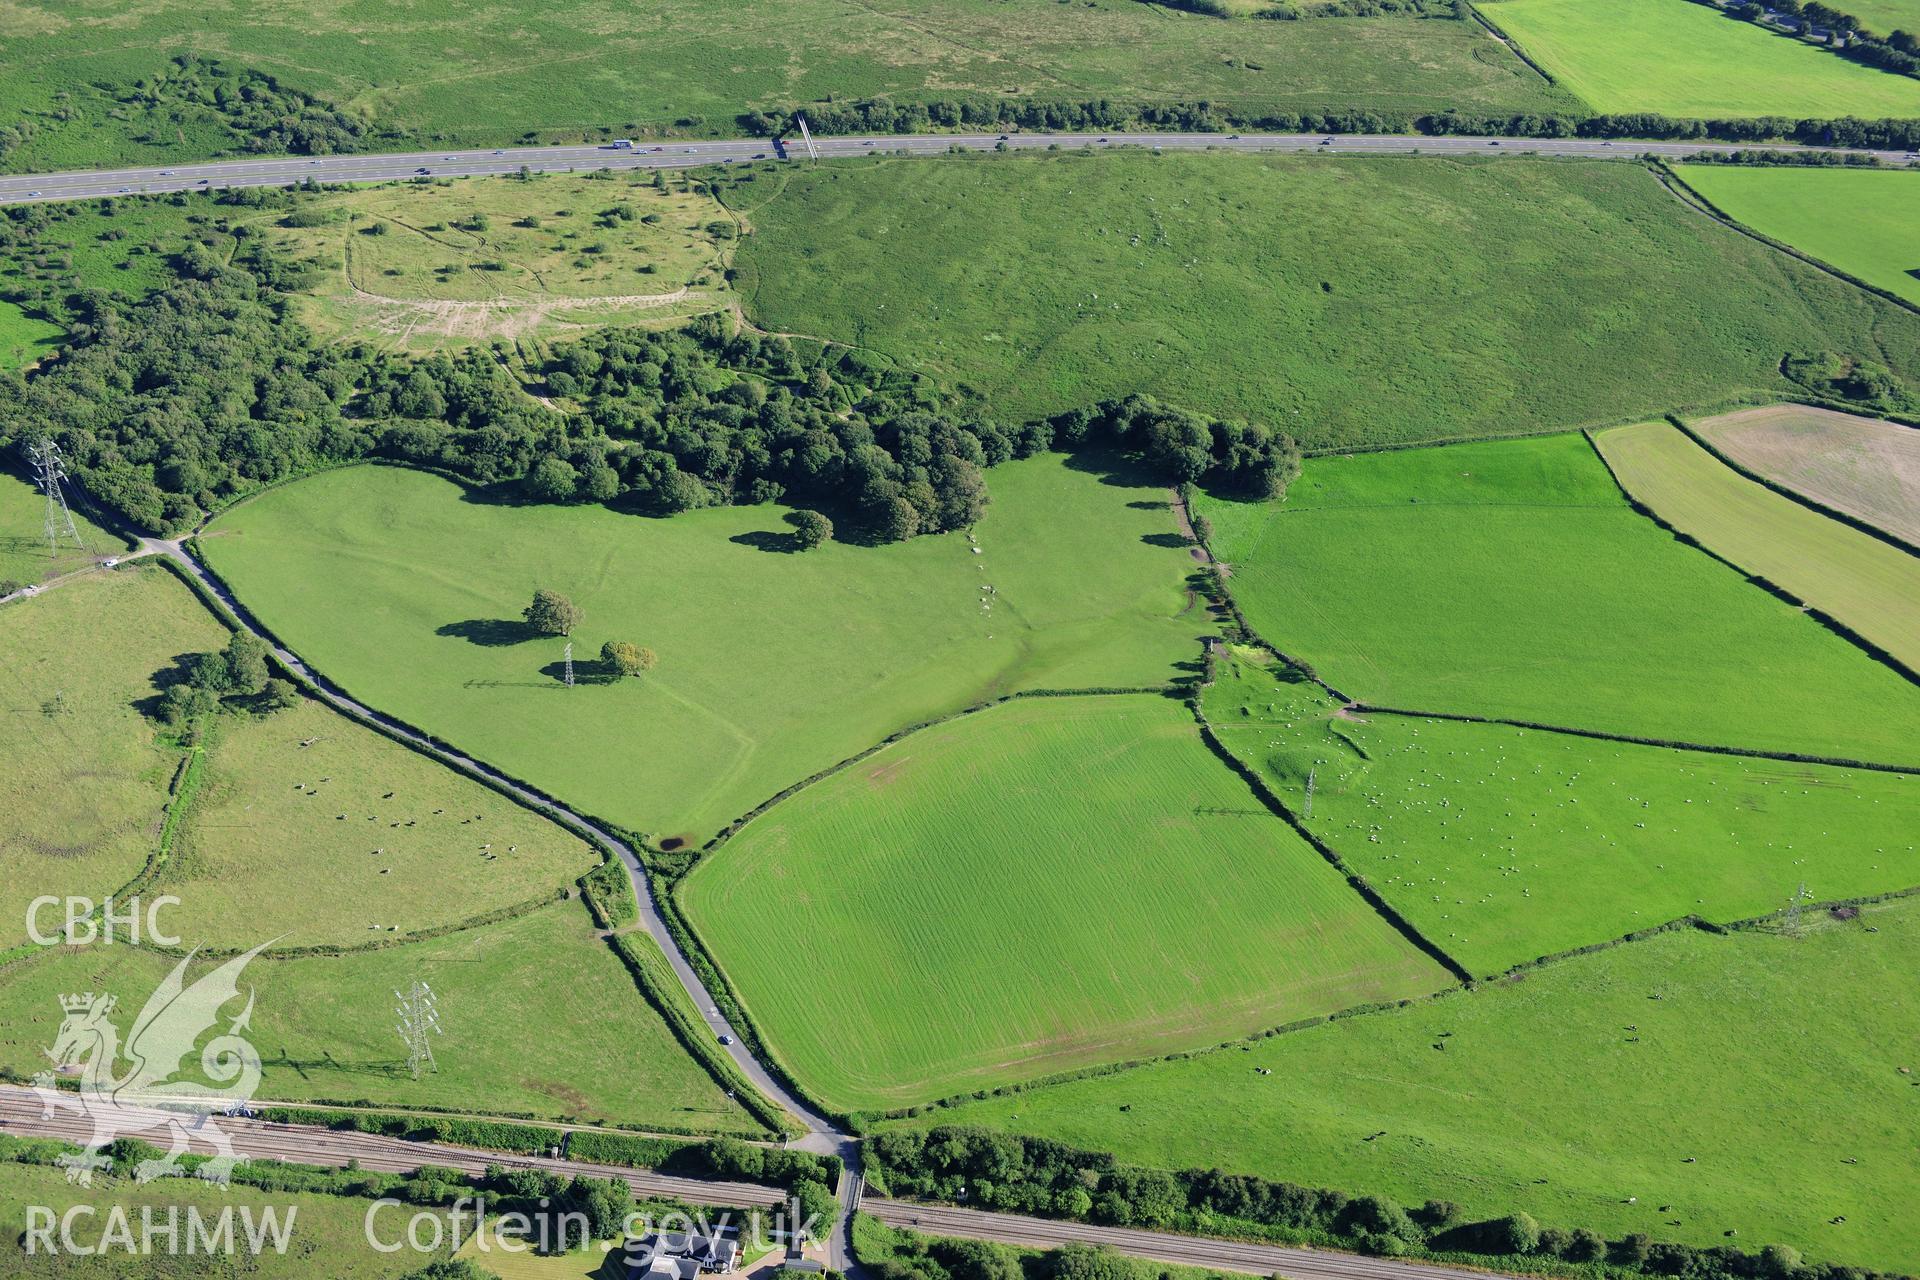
(600, 640), (657, 677)
(792, 509), (833, 550)
(524, 588), (582, 636)
(221, 631), (271, 697)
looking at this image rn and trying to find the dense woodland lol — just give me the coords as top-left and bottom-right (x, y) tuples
(0, 219), (1296, 536)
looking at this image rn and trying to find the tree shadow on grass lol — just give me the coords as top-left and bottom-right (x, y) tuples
(437, 618), (540, 647)
(729, 529), (800, 554)
(1140, 531), (1193, 549)
(538, 658), (621, 686)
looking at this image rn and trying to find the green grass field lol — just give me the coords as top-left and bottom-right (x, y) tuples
(0, 1), (1571, 172)
(1204, 651), (1920, 975)
(260, 174), (735, 350)
(0, 897), (758, 1134)
(164, 696), (597, 950)
(1675, 165), (1920, 307)
(1194, 433), (1920, 763)
(1596, 421), (1920, 672)
(1483, 0), (1920, 117)
(0, 299), (61, 372)
(1690, 404), (1920, 548)
(681, 694), (1450, 1113)
(199, 455), (1203, 843)
(0, 471), (128, 589)
(0, 1159), (438, 1279)
(1837, 0), (1920, 33)
(895, 898), (1920, 1270)
(0, 568), (226, 947)
(733, 152), (1920, 446)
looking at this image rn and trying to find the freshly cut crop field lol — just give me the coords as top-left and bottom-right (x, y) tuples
(1483, 0), (1920, 117)
(164, 697), (597, 950)
(260, 174), (735, 350)
(201, 455), (1200, 842)
(1691, 404), (1920, 547)
(680, 695), (1452, 1113)
(1676, 165), (1920, 307)
(1194, 434), (1920, 763)
(0, 471), (128, 589)
(0, 1159), (433, 1280)
(0, 0), (1570, 172)
(900, 899), (1920, 1270)
(0, 899), (758, 1134)
(1204, 652), (1920, 976)
(1596, 421), (1920, 672)
(0, 568), (226, 946)
(735, 153), (1920, 446)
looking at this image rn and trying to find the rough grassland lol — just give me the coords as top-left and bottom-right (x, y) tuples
(1691, 404), (1920, 547)
(896, 900), (1920, 1270)
(681, 695), (1450, 1113)
(0, 471), (127, 588)
(0, 568), (226, 947)
(1595, 421), (1920, 671)
(0, 1160), (436, 1279)
(260, 174), (734, 350)
(0, 898), (757, 1134)
(200, 455), (1202, 843)
(1676, 165), (1920, 307)
(1838, 0), (1920, 32)
(734, 153), (1920, 446)
(1204, 653), (1920, 976)
(0, 299), (60, 372)
(1194, 434), (1920, 763)
(164, 697), (597, 950)
(0, 2), (1570, 173)
(1484, 0), (1920, 117)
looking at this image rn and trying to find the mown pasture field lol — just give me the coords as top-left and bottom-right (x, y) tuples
(1691, 404), (1920, 547)
(259, 173), (736, 350)
(0, 0), (1570, 172)
(1482, 0), (1920, 117)
(164, 696), (597, 950)
(733, 153), (1920, 446)
(895, 899), (1920, 1270)
(1203, 651), (1920, 976)
(1675, 165), (1920, 307)
(0, 1158), (439, 1279)
(1193, 433), (1920, 764)
(0, 568), (225, 947)
(1595, 421), (1920, 672)
(0, 898), (759, 1134)
(199, 454), (1202, 843)
(0, 471), (127, 588)
(680, 694), (1451, 1114)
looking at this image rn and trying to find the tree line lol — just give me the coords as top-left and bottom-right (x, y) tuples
(1, 229), (1297, 541)
(867, 1127), (1909, 1280)
(756, 96), (1920, 152)
(1725, 0), (1920, 79)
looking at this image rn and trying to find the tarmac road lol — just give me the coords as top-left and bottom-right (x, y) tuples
(0, 130), (1912, 206)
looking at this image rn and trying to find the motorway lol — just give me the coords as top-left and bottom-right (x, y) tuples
(0, 129), (1914, 206)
